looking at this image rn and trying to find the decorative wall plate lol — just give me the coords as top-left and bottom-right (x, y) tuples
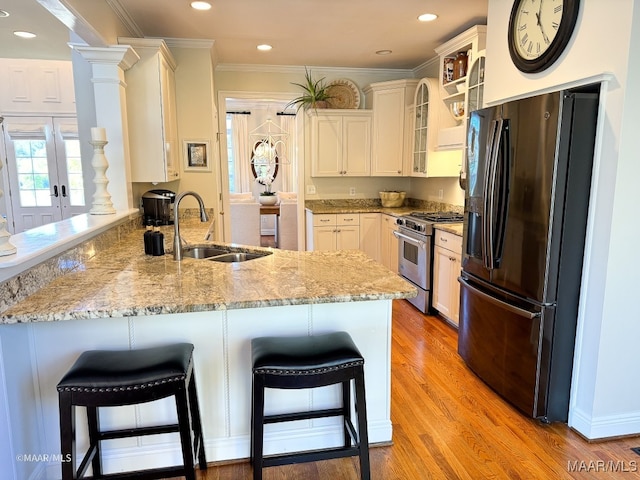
(326, 79), (361, 109)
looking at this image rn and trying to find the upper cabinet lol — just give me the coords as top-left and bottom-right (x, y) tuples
(309, 109), (372, 177)
(364, 79), (418, 177)
(120, 38), (180, 183)
(0, 59), (76, 116)
(434, 26), (487, 152)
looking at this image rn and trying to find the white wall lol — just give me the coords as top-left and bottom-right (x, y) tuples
(486, 0), (640, 439)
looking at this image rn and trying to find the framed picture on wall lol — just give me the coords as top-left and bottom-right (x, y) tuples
(183, 140), (211, 172)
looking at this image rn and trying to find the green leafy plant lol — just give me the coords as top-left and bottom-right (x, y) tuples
(286, 67), (332, 112)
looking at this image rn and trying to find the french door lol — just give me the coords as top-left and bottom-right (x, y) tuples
(1, 116), (87, 233)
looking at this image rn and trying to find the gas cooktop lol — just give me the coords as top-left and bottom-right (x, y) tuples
(406, 211), (464, 223)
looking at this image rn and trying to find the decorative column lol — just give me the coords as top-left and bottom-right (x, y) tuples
(89, 127), (116, 215)
(0, 162), (16, 256)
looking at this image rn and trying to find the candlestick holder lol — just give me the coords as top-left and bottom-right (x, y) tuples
(0, 154), (16, 256)
(89, 128), (116, 215)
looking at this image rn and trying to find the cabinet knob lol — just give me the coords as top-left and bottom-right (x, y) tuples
(397, 170), (401, 174)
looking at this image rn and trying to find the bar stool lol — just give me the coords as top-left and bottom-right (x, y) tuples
(57, 343), (207, 480)
(250, 331), (370, 480)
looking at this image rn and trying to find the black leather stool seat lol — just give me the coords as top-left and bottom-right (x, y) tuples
(57, 343), (207, 480)
(250, 331), (370, 480)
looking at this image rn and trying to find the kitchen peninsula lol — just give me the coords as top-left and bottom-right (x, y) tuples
(0, 216), (415, 479)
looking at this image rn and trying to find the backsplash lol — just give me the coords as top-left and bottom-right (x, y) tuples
(305, 197), (463, 213)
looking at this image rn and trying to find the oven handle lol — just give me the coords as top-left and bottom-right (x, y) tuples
(393, 230), (427, 250)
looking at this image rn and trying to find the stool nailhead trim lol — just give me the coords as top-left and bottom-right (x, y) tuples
(253, 360), (364, 376)
(57, 375), (185, 393)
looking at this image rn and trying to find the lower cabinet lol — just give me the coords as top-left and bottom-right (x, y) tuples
(306, 213), (360, 251)
(359, 213), (381, 262)
(432, 229), (462, 326)
(380, 214), (399, 273)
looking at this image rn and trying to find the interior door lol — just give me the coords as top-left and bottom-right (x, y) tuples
(1, 116), (85, 233)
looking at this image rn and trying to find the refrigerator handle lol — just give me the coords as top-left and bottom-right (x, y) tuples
(483, 119), (502, 270)
(459, 277), (540, 319)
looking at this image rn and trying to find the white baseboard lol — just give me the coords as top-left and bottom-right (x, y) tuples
(570, 407), (640, 440)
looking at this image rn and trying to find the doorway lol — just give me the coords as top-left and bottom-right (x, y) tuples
(217, 92), (304, 249)
(0, 116), (88, 233)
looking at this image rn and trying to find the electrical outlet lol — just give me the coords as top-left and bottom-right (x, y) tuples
(306, 185), (316, 195)
(349, 187), (356, 196)
(438, 189), (444, 200)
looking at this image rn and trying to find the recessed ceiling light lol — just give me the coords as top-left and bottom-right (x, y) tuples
(257, 44), (272, 51)
(376, 50), (392, 56)
(0, 10), (10, 18)
(191, 1), (212, 10)
(14, 31), (36, 39)
(418, 13), (438, 22)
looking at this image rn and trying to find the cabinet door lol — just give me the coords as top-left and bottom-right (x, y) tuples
(160, 55), (179, 181)
(380, 215), (399, 273)
(450, 253), (461, 325)
(342, 116), (371, 176)
(313, 226), (337, 251)
(311, 115), (342, 176)
(336, 226), (359, 250)
(370, 89), (405, 177)
(433, 245), (453, 318)
(359, 213), (380, 261)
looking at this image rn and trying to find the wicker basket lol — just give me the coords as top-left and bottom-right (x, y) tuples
(379, 191), (406, 208)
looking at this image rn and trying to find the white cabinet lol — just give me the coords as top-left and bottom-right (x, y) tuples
(0, 59), (76, 115)
(410, 77), (459, 178)
(364, 80), (418, 177)
(305, 213), (360, 251)
(309, 110), (372, 177)
(380, 214), (399, 273)
(432, 229), (463, 326)
(359, 213), (381, 262)
(434, 26), (486, 152)
(121, 38), (180, 183)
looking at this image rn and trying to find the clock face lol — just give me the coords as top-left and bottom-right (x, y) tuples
(513, 0), (564, 60)
(508, 0), (580, 73)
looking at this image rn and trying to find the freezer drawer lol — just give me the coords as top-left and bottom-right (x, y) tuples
(458, 277), (547, 418)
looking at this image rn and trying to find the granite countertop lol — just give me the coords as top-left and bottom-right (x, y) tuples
(434, 222), (463, 237)
(305, 204), (415, 216)
(0, 219), (417, 324)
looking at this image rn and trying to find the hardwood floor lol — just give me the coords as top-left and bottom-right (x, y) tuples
(190, 300), (640, 479)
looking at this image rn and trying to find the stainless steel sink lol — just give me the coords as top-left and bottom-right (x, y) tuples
(208, 252), (272, 263)
(181, 246), (228, 259)
(180, 246), (272, 262)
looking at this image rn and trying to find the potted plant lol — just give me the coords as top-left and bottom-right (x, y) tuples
(286, 67), (332, 112)
(256, 175), (278, 205)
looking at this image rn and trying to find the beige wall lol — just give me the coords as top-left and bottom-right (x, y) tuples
(214, 66), (466, 206)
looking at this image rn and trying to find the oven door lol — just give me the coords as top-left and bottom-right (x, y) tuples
(394, 228), (430, 290)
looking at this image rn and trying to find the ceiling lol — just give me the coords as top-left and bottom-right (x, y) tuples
(0, 0), (488, 69)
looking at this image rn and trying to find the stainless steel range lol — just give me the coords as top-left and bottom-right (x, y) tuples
(394, 211), (463, 312)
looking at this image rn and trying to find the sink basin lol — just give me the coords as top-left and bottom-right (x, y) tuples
(208, 252), (272, 263)
(181, 246), (228, 259)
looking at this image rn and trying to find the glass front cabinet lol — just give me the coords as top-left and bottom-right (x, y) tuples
(466, 52), (485, 116)
(411, 77), (440, 177)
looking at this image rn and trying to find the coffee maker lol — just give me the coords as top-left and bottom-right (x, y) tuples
(142, 189), (176, 226)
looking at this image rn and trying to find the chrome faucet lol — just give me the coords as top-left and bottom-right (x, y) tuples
(173, 191), (209, 261)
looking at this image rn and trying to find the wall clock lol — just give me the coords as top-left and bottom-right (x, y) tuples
(508, 0), (580, 73)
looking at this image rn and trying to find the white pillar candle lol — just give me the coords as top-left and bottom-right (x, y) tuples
(90, 127), (107, 142)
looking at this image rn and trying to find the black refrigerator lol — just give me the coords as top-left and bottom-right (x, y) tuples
(458, 88), (600, 423)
